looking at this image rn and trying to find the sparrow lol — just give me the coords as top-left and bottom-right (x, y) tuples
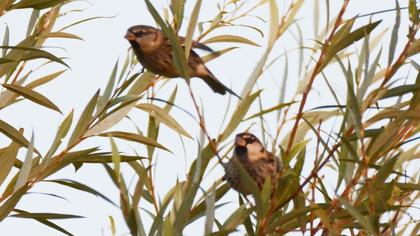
(125, 25), (240, 98)
(223, 132), (281, 195)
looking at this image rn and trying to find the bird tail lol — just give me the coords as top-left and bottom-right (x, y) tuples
(203, 72), (241, 99)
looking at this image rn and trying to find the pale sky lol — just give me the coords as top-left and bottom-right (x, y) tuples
(0, 0), (418, 235)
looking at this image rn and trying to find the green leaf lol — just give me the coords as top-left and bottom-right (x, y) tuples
(10, 213), (84, 219)
(97, 61), (118, 114)
(184, 0), (202, 57)
(0, 46), (69, 68)
(240, 47), (270, 97)
(98, 131), (171, 152)
(268, 0), (279, 47)
(39, 32), (83, 40)
(27, 70), (67, 89)
(222, 204), (253, 230)
(219, 90), (261, 142)
(145, 0), (189, 79)
(313, 204), (336, 234)
(244, 102), (295, 120)
(202, 35), (260, 47)
(170, 0), (186, 31)
(204, 185), (216, 235)
(0, 58), (14, 64)
(268, 206), (316, 231)
(84, 100), (138, 137)
(0, 139), (21, 186)
(201, 47), (237, 63)
(11, 0), (68, 9)
(44, 110), (73, 162)
(273, 171), (300, 208)
(0, 186), (28, 221)
(374, 156), (397, 188)
(13, 209), (73, 236)
(119, 177), (137, 235)
(72, 153), (144, 164)
(0, 120), (39, 154)
(323, 20), (381, 69)
(26, 9), (39, 37)
(127, 71), (155, 96)
(58, 16), (115, 32)
(187, 182), (229, 226)
(148, 186), (176, 236)
(136, 103), (192, 139)
(2, 84), (61, 113)
(2, 25), (9, 57)
(293, 194), (308, 232)
(14, 133), (34, 191)
(339, 198), (377, 235)
(46, 179), (117, 206)
(337, 58), (362, 139)
(388, 1), (400, 65)
(293, 146), (305, 175)
(68, 90), (99, 146)
(409, 0), (419, 24)
(381, 84), (420, 100)
(109, 137), (121, 182)
(259, 178), (272, 221)
(108, 216), (116, 236)
(41, 148), (98, 177)
(358, 49), (382, 101)
(231, 159), (262, 216)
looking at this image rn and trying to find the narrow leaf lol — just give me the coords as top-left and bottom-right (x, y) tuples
(14, 133), (34, 191)
(46, 179), (117, 206)
(219, 90), (261, 142)
(68, 90), (99, 146)
(3, 84), (61, 113)
(98, 131), (171, 152)
(202, 35), (260, 47)
(10, 213), (84, 219)
(84, 100), (137, 137)
(0, 140), (21, 186)
(136, 103), (192, 138)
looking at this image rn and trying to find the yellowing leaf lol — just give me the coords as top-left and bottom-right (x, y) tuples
(14, 133), (34, 191)
(0, 140), (21, 186)
(3, 83), (61, 113)
(39, 32), (83, 40)
(98, 131), (171, 152)
(84, 100), (137, 137)
(136, 103), (192, 139)
(202, 35), (260, 47)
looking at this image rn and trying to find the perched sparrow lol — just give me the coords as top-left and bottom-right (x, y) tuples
(223, 132), (281, 195)
(125, 25), (240, 98)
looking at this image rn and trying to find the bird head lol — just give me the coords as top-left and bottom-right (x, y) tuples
(125, 25), (162, 53)
(234, 132), (265, 160)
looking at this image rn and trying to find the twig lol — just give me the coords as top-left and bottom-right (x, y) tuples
(186, 83), (223, 165)
(285, 0), (350, 155)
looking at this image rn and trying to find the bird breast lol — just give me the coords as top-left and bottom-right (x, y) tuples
(223, 155), (279, 195)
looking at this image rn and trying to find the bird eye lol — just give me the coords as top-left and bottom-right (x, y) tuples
(246, 136), (255, 144)
(134, 30), (149, 37)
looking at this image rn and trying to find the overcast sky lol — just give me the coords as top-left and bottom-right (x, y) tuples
(0, 0), (417, 235)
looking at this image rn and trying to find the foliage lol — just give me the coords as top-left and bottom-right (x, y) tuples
(0, 0), (419, 235)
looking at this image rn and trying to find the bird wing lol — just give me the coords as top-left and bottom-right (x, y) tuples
(264, 152), (281, 173)
(161, 35), (214, 52)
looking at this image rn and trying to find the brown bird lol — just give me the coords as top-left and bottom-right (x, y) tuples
(223, 132), (281, 195)
(125, 25), (240, 98)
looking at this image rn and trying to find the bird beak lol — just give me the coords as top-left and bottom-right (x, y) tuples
(234, 136), (247, 147)
(125, 31), (136, 41)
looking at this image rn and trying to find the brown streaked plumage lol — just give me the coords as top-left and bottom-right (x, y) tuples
(223, 132), (281, 195)
(125, 25), (240, 98)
